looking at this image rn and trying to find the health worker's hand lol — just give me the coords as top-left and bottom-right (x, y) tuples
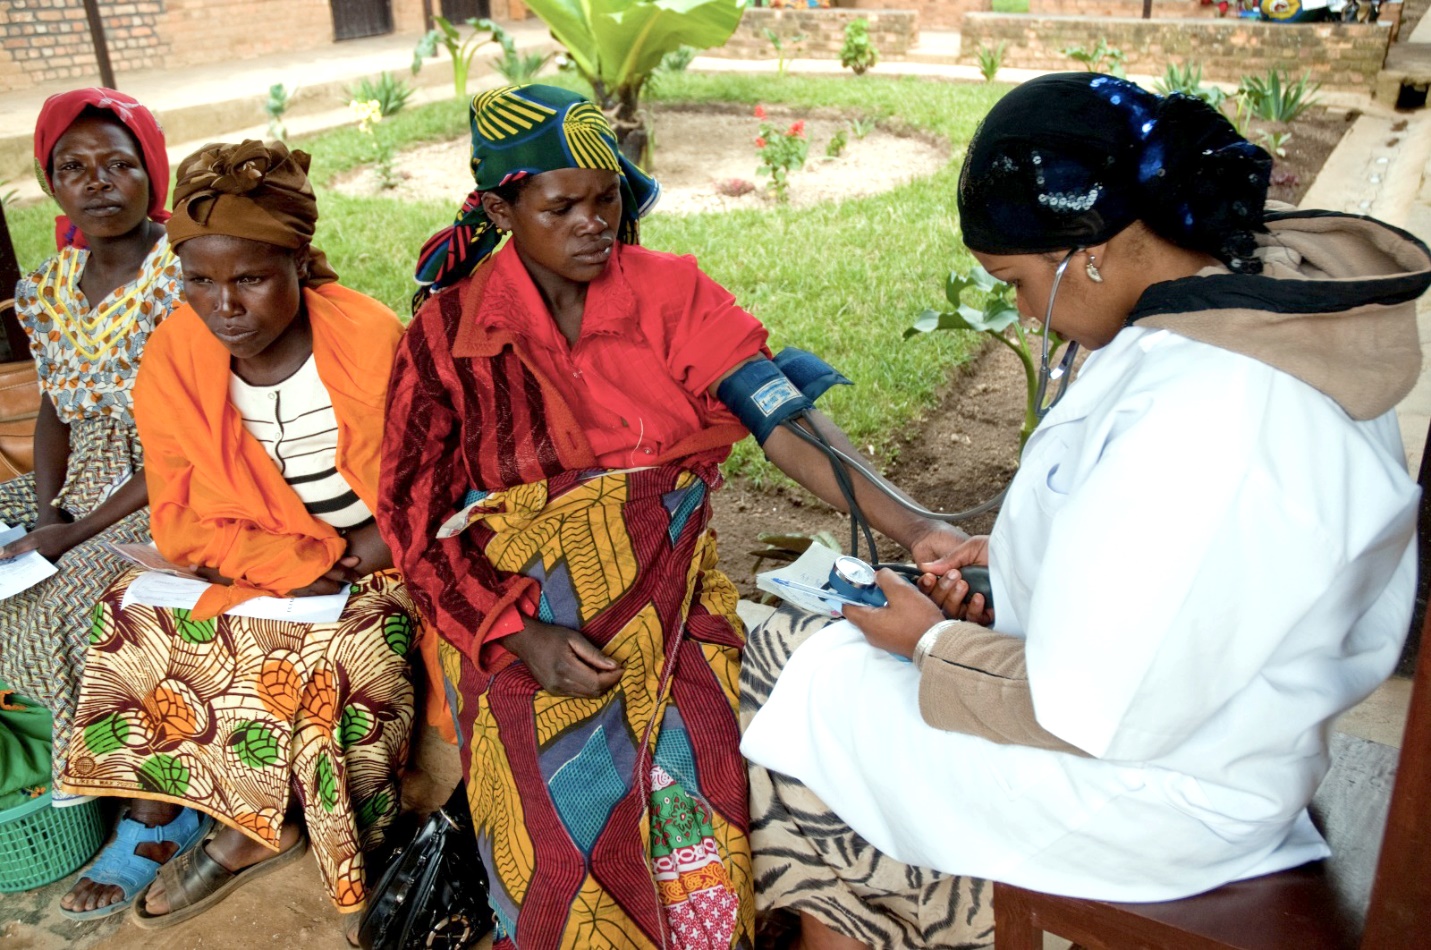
(504, 619), (624, 698)
(916, 534), (994, 625)
(843, 568), (946, 659)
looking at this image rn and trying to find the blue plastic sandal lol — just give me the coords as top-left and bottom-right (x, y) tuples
(59, 807), (213, 921)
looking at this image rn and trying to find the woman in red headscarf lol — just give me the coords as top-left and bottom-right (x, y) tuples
(0, 88), (208, 920)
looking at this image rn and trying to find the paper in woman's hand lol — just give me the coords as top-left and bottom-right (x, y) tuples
(756, 542), (850, 617)
(0, 523), (58, 599)
(102, 541), (202, 578)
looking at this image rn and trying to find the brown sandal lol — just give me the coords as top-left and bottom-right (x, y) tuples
(129, 831), (309, 929)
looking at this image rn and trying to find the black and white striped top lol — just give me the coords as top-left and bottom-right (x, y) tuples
(229, 354), (373, 530)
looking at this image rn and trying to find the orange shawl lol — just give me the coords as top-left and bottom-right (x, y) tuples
(134, 282), (403, 620)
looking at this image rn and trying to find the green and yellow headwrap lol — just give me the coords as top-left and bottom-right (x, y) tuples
(413, 84), (661, 308)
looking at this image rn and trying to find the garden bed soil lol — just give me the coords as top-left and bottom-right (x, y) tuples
(331, 105), (949, 213)
(1255, 106), (1357, 206)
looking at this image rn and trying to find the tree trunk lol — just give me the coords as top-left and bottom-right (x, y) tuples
(594, 79), (650, 168)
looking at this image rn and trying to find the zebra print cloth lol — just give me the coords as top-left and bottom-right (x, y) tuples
(740, 606), (995, 949)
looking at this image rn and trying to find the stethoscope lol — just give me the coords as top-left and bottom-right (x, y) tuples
(782, 246), (1084, 541)
(1034, 248), (1083, 420)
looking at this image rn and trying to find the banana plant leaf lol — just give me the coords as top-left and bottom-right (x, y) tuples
(524, 0), (744, 88)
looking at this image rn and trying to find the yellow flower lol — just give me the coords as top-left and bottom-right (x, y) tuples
(348, 98), (383, 135)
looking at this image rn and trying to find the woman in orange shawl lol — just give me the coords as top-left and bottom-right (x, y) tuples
(59, 141), (418, 931)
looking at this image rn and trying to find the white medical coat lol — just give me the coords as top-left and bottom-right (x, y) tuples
(741, 326), (1419, 901)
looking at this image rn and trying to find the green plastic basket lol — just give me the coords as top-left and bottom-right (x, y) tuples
(0, 792), (104, 892)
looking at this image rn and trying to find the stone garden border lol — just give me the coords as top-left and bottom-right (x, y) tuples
(959, 13), (1392, 92)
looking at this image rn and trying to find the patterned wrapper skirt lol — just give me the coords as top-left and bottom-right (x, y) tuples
(740, 607), (995, 949)
(60, 567), (417, 912)
(0, 414), (149, 785)
(442, 466), (753, 950)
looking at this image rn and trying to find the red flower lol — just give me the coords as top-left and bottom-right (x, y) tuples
(789, 120), (806, 138)
(754, 136), (767, 149)
(754, 104), (767, 120)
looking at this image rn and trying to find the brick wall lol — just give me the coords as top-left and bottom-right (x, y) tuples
(846, 0), (989, 31)
(1, 0), (431, 92)
(959, 13), (1390, 91)
(706, 8), (919, 60)
(1, 0), (168, 89)
(1028, 0), (1214, 17)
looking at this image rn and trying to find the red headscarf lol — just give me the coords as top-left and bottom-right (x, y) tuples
(33, 87), (170, 251)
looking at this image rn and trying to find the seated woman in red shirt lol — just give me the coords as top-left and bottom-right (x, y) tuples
(379, 84), (961, 950)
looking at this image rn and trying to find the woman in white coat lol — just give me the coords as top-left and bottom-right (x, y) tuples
(739, 73), (1428, 949)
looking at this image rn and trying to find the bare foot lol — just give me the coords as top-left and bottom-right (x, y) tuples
(796, 912), (873, 950)
(143, 821), (304, 917)
(60, 800), (183, 914)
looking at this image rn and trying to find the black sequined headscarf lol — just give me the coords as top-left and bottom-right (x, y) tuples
(957, 73), (1273, 273)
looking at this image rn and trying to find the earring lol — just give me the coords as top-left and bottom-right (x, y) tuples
(1085, 255), (1103, 283)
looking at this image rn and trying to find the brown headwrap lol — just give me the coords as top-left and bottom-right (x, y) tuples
(167, 140), (337, 285)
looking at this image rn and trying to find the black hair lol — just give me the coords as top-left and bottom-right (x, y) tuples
(488, 174), (534, 208)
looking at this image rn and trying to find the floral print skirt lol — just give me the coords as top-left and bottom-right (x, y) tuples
(61, 567), (417, 912)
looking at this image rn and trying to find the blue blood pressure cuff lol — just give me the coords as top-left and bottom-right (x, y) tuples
(774, 347), (851, 402)
(717, 348), (850, 445)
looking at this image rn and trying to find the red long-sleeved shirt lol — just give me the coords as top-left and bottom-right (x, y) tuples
(379, 241), (767, 670)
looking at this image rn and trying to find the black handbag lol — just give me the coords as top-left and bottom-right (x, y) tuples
(358, 784), (494, 950)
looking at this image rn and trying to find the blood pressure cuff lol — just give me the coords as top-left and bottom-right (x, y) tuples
(717, 358), (811, 444)
(773, 347), (851, 402)
(718, 350), (850, 444)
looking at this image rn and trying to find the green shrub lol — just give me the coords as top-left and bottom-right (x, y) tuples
(764, 27), (807, 80)
(906, 267), (1063, 448)
(412, 15), (550, 97)
(754, 106), (808, 202)
(1062, 39), (1126, 79)
(660, 45), (698, 73)
(486, 19), (552, 84)
(1257, 129), (1292, 158)
(1152, 62), (1227, 110)
(265, 83), (292, 141)
(839, 18), (878, 76)
(975, 42), (1006, 83)
(347, 71), (414, 118)
(1238, 70), (1321, 123)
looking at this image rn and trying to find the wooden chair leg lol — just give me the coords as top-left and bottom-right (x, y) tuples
(994, 882), (1046, 950)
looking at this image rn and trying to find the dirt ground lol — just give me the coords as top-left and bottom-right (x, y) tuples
(332, 104), (949, 212)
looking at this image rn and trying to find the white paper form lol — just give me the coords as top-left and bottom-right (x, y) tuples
(0, 522), (58, 599)
(755, 541), (853, 617)
(120, 571), (350, 624)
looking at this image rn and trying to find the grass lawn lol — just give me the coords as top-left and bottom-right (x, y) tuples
(992, 0), (1031, 12)
(7, 72), (1010, 481)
